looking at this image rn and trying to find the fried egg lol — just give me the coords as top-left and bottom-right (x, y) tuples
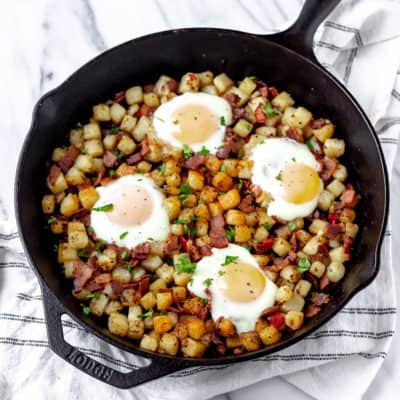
(189, 244), (277, 333)
(152, 92), (232, 153)
(249, 138), (323, 221)
(90, 175), (170, 248)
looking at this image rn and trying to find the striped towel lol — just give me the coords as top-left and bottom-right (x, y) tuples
(0, 1), (399, 400)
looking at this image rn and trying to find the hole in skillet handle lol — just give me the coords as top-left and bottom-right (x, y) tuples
(261, 0), (341, 63)
(41, 285), (186, 388)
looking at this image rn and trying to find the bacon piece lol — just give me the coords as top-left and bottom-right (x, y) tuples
(131, 242), (151, 260)
(304, 304), (322, 318)
(94, 273), (112, 285)
(252, 237), (275, 254)
(287, 250), (298, 263)
(70, 207), (90, 221)
(186, 239), (202, 262)
(319, 158), (338, 183)
(324, 223), (345, 240)
(58, 145), (81, 173)
(73, 260), (94, 292)
(111, 280), (124, 296)
(328, 212), (339, 224)
(233, 347), (245, 355)
(224, 92), (240, 107)
(48, 164), (62, 186)
(181, 155), (205, 170)
(343, 235), (353, 257)
(212, 330), (227, 355)
(114, 91), (125, 103)
(85, 281), (104, 292)
(320, 275), (330, 290)
(140, 136), (150, 156)
(216, 134), (244, 159)
(310, 118), (329, 129)
(260, 305), (281, 317)
(93, 170), (104, 186)
(138, 104), (155, 117)
(167, 79), (178, 92)
(303, 271), (319, 288)
(255, 103), (266, 123)
(250, 184), (262, 198)
(216, 146), (230, 160)
(285, 128), (303, 143)
(311, 292), (331, 306)
(259, 86), (268, 98)
(103, 151), (119, 168)
(200, 245), (212, 257)
(137, 275), (151, 298)
(232, 107), (246, 122)
(209, 215), (229, 249)
(238, 194), (255, 213)
(268, 86), (279, 98)
(340, 186), (359, 208)
(126, 152), (142, 165)
(144, 84), (155, 93)
(163, 233), (180, 256)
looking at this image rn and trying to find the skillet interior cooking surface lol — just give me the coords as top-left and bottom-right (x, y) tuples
(15, 0), (388, 388)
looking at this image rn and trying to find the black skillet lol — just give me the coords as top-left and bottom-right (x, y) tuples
(15, 0), (389, 389)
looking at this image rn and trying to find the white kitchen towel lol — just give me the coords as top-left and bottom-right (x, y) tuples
(0, 1), (399, 400)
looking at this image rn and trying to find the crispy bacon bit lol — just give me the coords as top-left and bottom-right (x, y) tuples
(186, 239), (202, 262)
(259, 86), (268, 98)
(267, 312), (285, 330)
(182, 155), (205, 170)
(287, 250), (298, 263)
(198, 290), (211, 320)
(140, 136), (150, 156)
(285, 127), (303, 143)
(188, 73), (197, 81)
(94, 273), (112, 285)
(311, 292), (331, 306)
(304, 304), (322, 318)
(58, 145), (81, 173)
(103, 151), (119, 168)
(200, 245), (212, 257)
(238, 194), (255, 213)
(131, 242), (151, 260)
(49, 164), (62, 186)
(250, 184), (262, 198)
(343, 235), (353, 256)
(144, 84), (155, 93)
(324, 223), (345, 239)
(163, 233), (180, 256)
(224, 92), (240, 107)
(209, 215), (229, 249)
(93, 170), (104, 186)
(100, 176), (113, 186)
(233, 346), (245, 355)
(85, 281), (104, 292)
(111, 280), (124, 296)
(303, 271), (319, 288)
(114, 91), (125, 104)
(73, 260), (94, 292)
(232, 107), (246, 121)
(167, 79), (178, 92)
(320, 275), (330, 290)
(340, 186), (359, 208)
(137, 275), (151, 298)
(70, 208), (90, 223)
(319, 158), (338, 183)
(126, 152), (142, 165)
(252, 237), (275, 254)
(216, 146), (230, 159)
(212, 326), (227, 355)
(328, 212), (339, 224)
(216, 132), (244, 160)
(138, 104), (155, 117)
(255, 104), (266, 123)
(310, 118), (328, 129)
(260, 305), (281, 317)
(268, 86), (279, 98)
(318, 244), (329, 255)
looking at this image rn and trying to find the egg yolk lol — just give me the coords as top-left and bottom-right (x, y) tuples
(172, 104), (218, 145)
(106, 184), (153, 227)
(218, 261), (266, 303)
(281, 163), (320, 204)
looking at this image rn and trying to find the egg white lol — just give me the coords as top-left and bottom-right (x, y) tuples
(90, 175), (170, 248)
(189, 244), (277, 333)
(250, 138), (323, 221)
(152, 92), (232, 153)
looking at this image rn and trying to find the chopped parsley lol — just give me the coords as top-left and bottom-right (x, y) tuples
(202, 298), (209, 305)
(188, 278), (194, 286)
(76, 122), (83, 129)
(86, 293), (100, 300)
(175, 254), (196, 274)
(174, 218), (187, 225)
(53, 244), (58, 253)
(95, 241), (106, 252)
(247, 76), (256, 80)
(113, 148), (123, 159)
(220, 116), (226, 126)
(298, 257), (311, 273)
(159, 163), (166, 176)
(173, 119), (179, 125)
(238, 179), (244, 190)
(156, 116), (165, 123)
(237, 148), (244, 158)
(109, 169), (116, 177)
(121, 251), (127, 259)
(275, 173), (282, 181)
(138, 308), (154, 319)
(47, 216), (57, 224)
(199, 146), (210, 156)
(198, 198), (204, 205)
(127, 263), (133, 272)
(305, 139), (315, 152)
(222, 255), (239, 266)
(288, 222), (296, 231)
(220, 164), (227, 173)
(150, 274), (159, 283)
(147, 237), (154, 241)
(183, 144), (193, 159)
(120, 231), (128, 240)
(110, 126), (120, 134)
(263, 103), (277, 117)
(87, 226), (95, 233)
(78, 249), (90, 258)
(203, 278), (213, 287)
(262, 222), (271, 230)
(291, 156), (296, 162)
(276, 129), (283, 137)
(82, 306), (91, 315)
(225, 226), (235, 242)
(92, 203), (114, 212)
(180, 184), (192, 195)
(218, 270), (226, 276)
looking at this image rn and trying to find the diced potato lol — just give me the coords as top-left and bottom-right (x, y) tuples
(93, 104), (110, 122)
(57, 243), (78, 263)
(52, 147), (66, 162)
(281, 293), (305, 313)
(119, 114), (137, 134)
(327, 261), (346, 282)
(218, 189), (241, 210)
(125, 86), (143, 105)
(201, 84), (218, 95)
(78, 186), (99, 209)
(212, 172), (232, 192)
(51, 220), (65, 235)
(154, 75), (176, 95)
(60, 193), (79, 217)
(112, 267), (131, 283)
(103, 134), (117, 151)
(187, 318), (207, 340)
(240, 332), (261, 351)
(327, 179), (345, 198)
(133, 116), (151, 142)
(149, 278), (167, 295)
(139, 292), (157, 310)
(108, 312), (128, 337)
(318, 190), (335, 211)
(163, 197), (181, 221)
(313, 122), (334, 142)
(196, 218), (208, 236)
(117, 135), (137, 155)
(237, 160), (253, 179)
(197, 71), (214, 87)
(97, 248), (117, 271)
(290, 107), (313, 128)
(42, 194), (55, 214)
(104, 300), (123, 315)
(179, 72), (200, 93)
(157, 291), (173, 311)
(221, 159), (239, 177)
(259, 325), (282, 345)
(159, 333), (179, 355)
(47, 172), (68, 195)
(65, 167), (85, 186)
(253, 226), (269, 242)
(225, 209), (245, 226)
(74, 154), (94, 173)
(200, 185), (218, 204)
(239, 77), (257, 95)
(128, 319), (145, 340)
(303, 236), (323, 256)
(213, 73), (234, 94)
(333, 164), (348, 182)
(217, 317), (236, 337)
(156, 264), (174, 284)
(209, 202), (223, 217)
(275, 285), (294, 303)
(195, 203), (210, 219)
(90, 293), (109, 317)
(226, 87), (249, 107)
(329, 246), (348, 263)
(153, 315), (174, 334)
(272, 237), (291, 257)
(233, 118), (253, 138)
(181, 337), (207, 358)
(234, 225), (252, 243)
(84, 139), (103, 157)
(310, 261), (326, 278)
(280, 265), (302, 283)
(324, 138), (345, 158)
(83, 122), (101, 140)
(109, 103), (126, 125)
(271, 91), (295, 111)
(143, 92), (160, 108)
(309, 219), (328, 235)
(140, 334), (158, 352)
(254, 254), (270, 267)
(285, 310), (304, 330)
(225, 335), (242, 349)
(67, 222), (88, 249)
(295, 279), (312, 297)
(187, 170), (205, 191)
(346, 223), (359, 239)
(170, 286), (186, 303)
(70, 129), (84, 149)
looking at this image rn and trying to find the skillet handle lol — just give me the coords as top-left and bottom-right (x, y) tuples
(264, 0), (340, 62)
(41, 284), (186, 388)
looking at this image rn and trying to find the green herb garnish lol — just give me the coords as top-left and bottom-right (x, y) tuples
(203, 278), (213, 287)
(237, 148), (244, 158)
(110, 126), (120, 134)
(180, 184), (192, 195)
(92, 203), (114, 212)
(53, 244), (58, 253)
(47, 216), (57, 224)
(156, 116), (165, 123)
(86, 293), (100, 299)
(109, 169), (116, 177)
(175, 254), (196, 274)
(220, 116), (226, 126)
(183, 144), (193, 159)
(76, 122), (83, 129)
(121, 251), (127, 259)
(127, 263), (133, 272)
(198, 198), (204, 205)
(262, 222), (271, 230)
(199, 146), (210, 156)
(225, 227), (235, 242)
(247, 76), (256, 80)
(222, 255), (239, 266)
(78, 249), (90, 258)
(173, 119), (179, 125)
(87, 226), (95, 233)
(218, 270), (226, 276)
(188, 278), (194, 286)
(291, 157), (296, 162)
(275, 173), (282, 181)
(305, 139), (315, 152)
(202, 298), (209, 305)
(82, 306), (91, 315)
(220, 165), (227, 173)
(288, 222), (296, 231)
(120, 231), (128, 240)
(298, 257), (311, 273)
(95, 241), (106, 252)
(138, 308), (154, 319)
(238, 179), (244, 190)
(263, 103), (277, 117)
(159, 163), (166, 176)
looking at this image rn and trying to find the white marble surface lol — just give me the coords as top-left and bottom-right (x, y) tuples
(0, 0), (399, 399)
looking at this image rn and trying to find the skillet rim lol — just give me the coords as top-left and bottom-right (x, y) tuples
(15, 27), (389, 366)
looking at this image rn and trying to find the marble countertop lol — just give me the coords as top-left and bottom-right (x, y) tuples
(1, 0), (399, 399)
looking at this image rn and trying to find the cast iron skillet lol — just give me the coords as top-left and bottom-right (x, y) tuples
(15, 0), (389, 389)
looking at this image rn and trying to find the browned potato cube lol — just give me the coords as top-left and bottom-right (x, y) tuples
(182, 298), (204, 316)
(181, 337), (207, 358)
(285, 310), (304, 330)
(93, 104), (110, 122)
(42, 194), (55, 214)
(226, 335), (242, 349)
(157, 291), (173, 311)
(108, 312), (128, 337)
(67, 222), (88, 249)
(200, 185), (218, 204)
(164, 197), (181, 221)
(234, 225), (252, 243)
(57, 243), (78, 263)
(187, 318), (207, 340)
(110, 102), (126, 124)
(212, 172), (233, 192)
(159, 333), (180, 355)
(225, 209), (245, 226)
(117, 135), (137, 155)
(218, 189), (241, 210)
(139, 334), (158, 352)
(126, 86), (143, 105)
(139, 292), (157, 310)
(195, 203), (210, 219)
(65, 167), (85, 186)
(172, 286), (187, 303)
(84, 139), (104, 157)
(187, 170), (204, 191)
(153, 315), (174, 334)
(209, 202), (224, 217)
(78, 186), (99, 209)
(179, 72), (200, 93)
(217, 317), (236, 337)
(128, 319), (145, 340)
(60, 193), (79, 217)
(47, 172), (68, 194)
(272, 237), (291, 256)
(213, 73), (234, 94)
(240, 332), (261, 351)
(143, 92), (160, 108)
(120, 114), (137, 134)
(259, 325), (282, 345)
